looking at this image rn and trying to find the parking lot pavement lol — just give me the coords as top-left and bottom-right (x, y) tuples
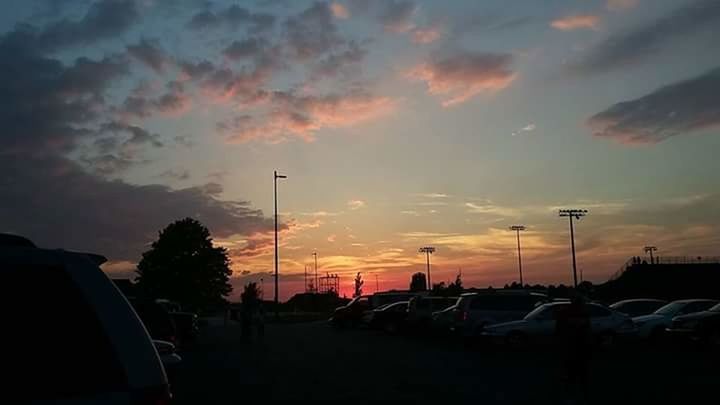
(173, 321), (718, 403)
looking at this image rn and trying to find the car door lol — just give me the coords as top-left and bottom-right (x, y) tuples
(587, 304), (614, 332)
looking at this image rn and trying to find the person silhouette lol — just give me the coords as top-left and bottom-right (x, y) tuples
(555, 295), (591, 403)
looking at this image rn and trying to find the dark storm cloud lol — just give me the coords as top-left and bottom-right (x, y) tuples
(157, 169), (191, 181)
(126, 38), (171, 73)
(588, 67), (720, 144)
(8, 0), (139, 54)
(0, 12), (277, 261)
(102, 121), (163, 148)
(283, 1), (344, 60)
(120, 81), (190, 118)
(0, 50), (130, 154)
(222, 37), (270, 61)
(378, 0), (416, 33)
(570, 0), (720, 75)
(187, 4), (275, 33)
(309, 40), (367, 80)
(0, 155), (277, 260)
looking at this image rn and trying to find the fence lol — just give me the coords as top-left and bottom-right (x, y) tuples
(610, 256), (720, 281)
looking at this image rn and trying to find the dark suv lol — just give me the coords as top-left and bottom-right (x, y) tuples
(452, 291), (548, 336)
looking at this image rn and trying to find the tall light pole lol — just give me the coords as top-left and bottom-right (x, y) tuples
(273, 170), (287, 318)
(375, 274), (379, 293)
(312, 252), (318, 294)
(509, 225), (526, 286)
(418, 246), (436, 291)
(559, 209), (587, 288)
(644, 246), (657, 265)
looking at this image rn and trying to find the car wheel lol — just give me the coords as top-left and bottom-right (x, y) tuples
(506, 332), (527, 349)
(598, 331), (615, 348)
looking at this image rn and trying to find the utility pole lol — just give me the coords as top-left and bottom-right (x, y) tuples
(644, 246), (657, 265)
(375, 274), (379, 293)
(312, 252), (318, 294)
(273, 170), (287, 319)
(509, 225), (526, 286)
(304, 265), (308, 293)
(418, 246), (436, 291)
(559, 209), (587, 288)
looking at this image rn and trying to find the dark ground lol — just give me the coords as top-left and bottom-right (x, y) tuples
(172, 320), (718, 404)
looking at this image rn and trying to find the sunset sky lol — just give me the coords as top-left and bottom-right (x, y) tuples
(2, 0), (720, 300)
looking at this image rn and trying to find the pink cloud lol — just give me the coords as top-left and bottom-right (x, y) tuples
(411, 26), (442, 44)
(407, 51), (516, 107)
(331, 2), (349, 19)
(550, 15), (600, 31)
(221, 91), (396, 143)
(606, 0), (640, 12)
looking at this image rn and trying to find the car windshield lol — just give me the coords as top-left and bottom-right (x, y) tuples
(710, 303), (720, 312)
(655, 302), (686, 316)
(525, 304), (559, 320)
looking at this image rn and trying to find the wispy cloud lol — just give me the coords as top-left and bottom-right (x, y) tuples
(415, 193), (449, 199)
(588, 67), (720, 144)
(511, 123), (536, 136)
(606, 0), (640, 12)
(401, 210), (421, 216)
(550, 15), (600, 31)
(348, 199), (366, 210)
(301, 211), (343, 218)
(407, 50), (516, 106)
(465, 202), (519, 217)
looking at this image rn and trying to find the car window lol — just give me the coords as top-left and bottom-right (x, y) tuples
(681, 301), (716, 314)
(527, 305), (559, 320)
(7, 264), (127, 400)
(587, 304), (612, 318)
(417, 299), (431, 310)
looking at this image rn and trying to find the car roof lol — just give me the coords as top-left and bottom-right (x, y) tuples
(673, 299), (720, 304)
(612, 299), (667, 304)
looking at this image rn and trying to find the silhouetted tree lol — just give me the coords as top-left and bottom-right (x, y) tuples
(431, 282), (446, 295)
(136, 218), (231, 311)
(446, 273), (463, 296)
(241, 282), (259, 304)
(353, 272), (364, 297)
(410, 272), (427, 291)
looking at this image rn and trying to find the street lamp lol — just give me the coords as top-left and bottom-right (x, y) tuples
(644, 246), (657, 265)
(509, 225), (526, 286)
(418, 246), (436, 291)
(273, 170), (287, 318)
(559, 209), (588, 288)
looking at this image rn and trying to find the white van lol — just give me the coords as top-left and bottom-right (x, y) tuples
(2, 234), (172, 404)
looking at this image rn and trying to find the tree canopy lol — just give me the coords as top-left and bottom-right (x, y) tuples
(410, 272), (427, 292)
(353, 272), (364, 297)
(136, 217), (232, 311)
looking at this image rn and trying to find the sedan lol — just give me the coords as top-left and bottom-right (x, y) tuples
(632, 299), (719, 340)
(667, 303), (720, 346)
(482, 302), (636, 347)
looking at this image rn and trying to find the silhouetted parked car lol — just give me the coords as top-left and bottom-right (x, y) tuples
(482, 302), (636, 347)
(130, 297), (179, 346)
(3, 234), (171, 403)
(452, 291), (549, 336)
(610, 299), (668, 317)
(171, 311), (199, 346)
(330, 295), (372, 327)
(369, 301), (410, 334)
(667, 303), (720, 346)
(407, 296), (458, 328)
(632, 299), (719, 340)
